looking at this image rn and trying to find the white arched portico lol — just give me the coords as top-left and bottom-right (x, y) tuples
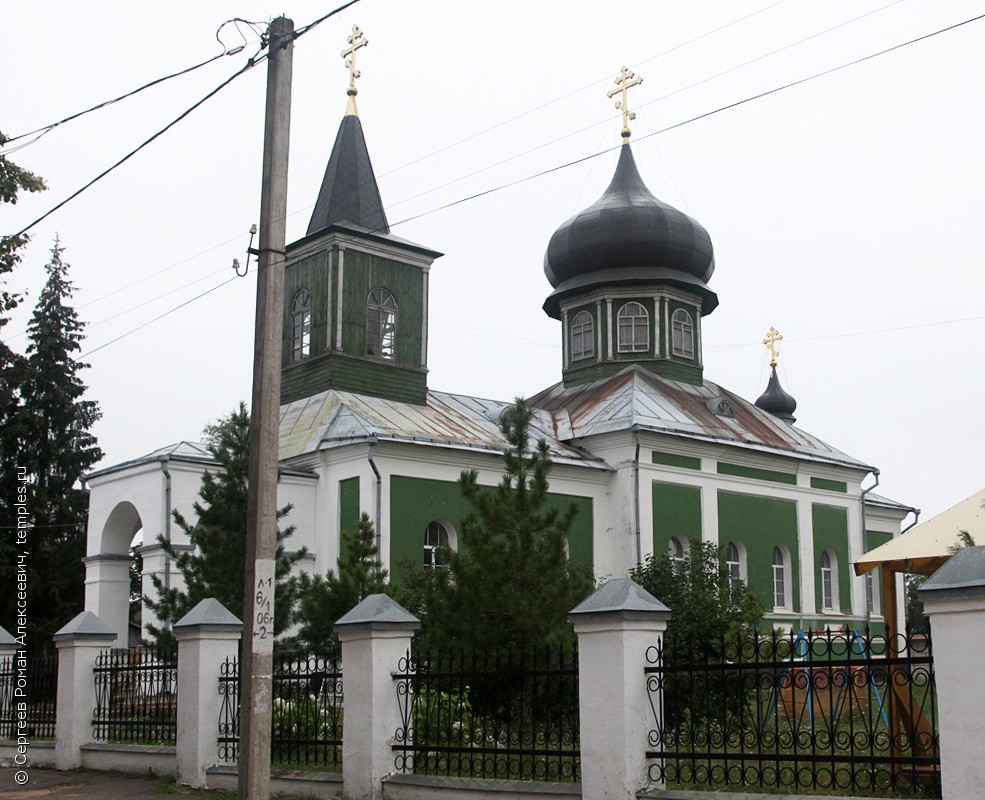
(84, 443), (215, 643)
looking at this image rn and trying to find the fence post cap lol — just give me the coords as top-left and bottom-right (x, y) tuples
(0, 625), (15, 646)
(52, 610), (116, 642)
(174, 597), (243, 633)
(568, 577), (671, 623)
(334, 593), (420, 631)
(920, 545), (985, 600)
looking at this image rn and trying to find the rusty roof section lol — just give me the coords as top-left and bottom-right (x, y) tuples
(279, 388), (609, 468)
(528, 366), (874, 471)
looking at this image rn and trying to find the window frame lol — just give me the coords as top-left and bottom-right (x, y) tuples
(772, 546), (791, 611)
(366, 288), (397, 360)
(291, 289), (312, 362)
(669, 536), (687, 573)
(423, 520), (453, 569)
(617, 301), (649, 353)
(726, 541), (741, 589)
(671, 308), (695, 358)
(820, 550), (839, 611)
(570, 310), (595, 361)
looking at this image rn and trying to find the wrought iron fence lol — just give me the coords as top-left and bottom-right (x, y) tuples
(92, 645), (177, 744)
(217, 649), (343, 769)
(393, 641), (580, 782)
(0, 648), (57, 740)
(646, 627), (940, 796)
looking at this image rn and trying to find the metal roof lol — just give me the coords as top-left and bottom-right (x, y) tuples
(528, 366), (874, 471)
(279, 388), (608, 468)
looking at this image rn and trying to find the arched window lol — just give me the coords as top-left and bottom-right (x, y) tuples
(671, 308), (694, 358)
(291, 290), (312, 362)
(617, 302), (649, 353)
(669, 536), (687, 572)
(367, 288), (397, 359)
(423, 520), (452, 568)
(570, 310), (595, 361)
(726, 541), (741, 589)
(772, 547), (790, 610)
(821, 550), (839, 611)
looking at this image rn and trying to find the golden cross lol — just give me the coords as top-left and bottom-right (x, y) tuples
(607, 66), (643, 141)
(341, 25), (368, 115)
(762, 326), (783, 367)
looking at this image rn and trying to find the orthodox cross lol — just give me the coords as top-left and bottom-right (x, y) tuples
(342, 25), (368, 114)
(607, 66), (643, 141)
(763, 326), (783, 367)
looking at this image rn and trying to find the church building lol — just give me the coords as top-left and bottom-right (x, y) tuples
(82, 41), (914, 644)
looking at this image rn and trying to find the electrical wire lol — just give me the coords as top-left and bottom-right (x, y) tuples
(377, 0), (792, 180)
(1, 17), (265, 151)
(75, 8), (985, 360)
(8, 57), (264, 240)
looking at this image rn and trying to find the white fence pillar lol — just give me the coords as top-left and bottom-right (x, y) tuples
(569, 577), (670, 800)
(174, 598), (242, 789)
(920, 546), (985, 800)
(335, 594), (420, 800)
(53, 611), (116, 769)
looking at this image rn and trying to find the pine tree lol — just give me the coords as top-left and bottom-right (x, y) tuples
(144, 403), (306, 646)
(416, 398), (594, 653)
(292, 512), (388, 657)
(2, 239), (102, 649)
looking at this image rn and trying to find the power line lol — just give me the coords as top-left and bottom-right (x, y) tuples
(1, 18), (265, 152)
(8, 57), (265, 240)
(377, 0), (792, 180)
(75, 9), (985, 360)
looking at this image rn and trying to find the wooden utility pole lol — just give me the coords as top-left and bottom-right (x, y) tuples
(239, 15), (293, 800)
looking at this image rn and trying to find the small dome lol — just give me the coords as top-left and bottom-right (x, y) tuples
(542, 143), (717, 319)
(756, 366), (797, 423)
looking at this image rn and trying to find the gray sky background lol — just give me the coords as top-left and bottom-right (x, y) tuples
(3, 0), (983, 525)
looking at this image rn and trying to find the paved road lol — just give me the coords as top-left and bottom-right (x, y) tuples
(0, 769), (202, 800)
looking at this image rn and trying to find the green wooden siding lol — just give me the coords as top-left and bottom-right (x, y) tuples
(389, 475), (594, 578)
(651, 481), (702, 558)
(283, 249), (331, 361)
(667, 299), (699, 365)
(812, 504), (850, 612)
(282, 351), (427, 404)
(718, 462), (797, 485)
(811, 477), (848, 493)
(338, 476), (361, 561)
(718, 491), (799, 613)
(651, 451), (701, 470)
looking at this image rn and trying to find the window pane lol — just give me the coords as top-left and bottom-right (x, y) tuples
(571, 311), (594, 361)
(367, 289), (397, 359)
(617, 302), (648, 353)
(291, 290), (311, 362)
(672, 309), (694, 358)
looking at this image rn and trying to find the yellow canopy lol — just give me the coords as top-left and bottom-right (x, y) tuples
(855, 487), (985, 576)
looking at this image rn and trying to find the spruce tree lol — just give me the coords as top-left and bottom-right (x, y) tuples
(0, 137), (46, 644)
(292, 512), (388, 657)
(417, 398), (594, 653)
(144, 403), (305, 645)
(4, 239), (102, 649)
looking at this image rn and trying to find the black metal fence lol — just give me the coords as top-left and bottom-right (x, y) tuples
(217, 650), (343, 769)
(0, 648), (58, 740)
(646, 627), (940, 796)
(393, 641), (580, 782)
(92, 646), (177, 745)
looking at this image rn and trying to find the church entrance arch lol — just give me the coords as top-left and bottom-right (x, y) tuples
(85, 500), (143, 644)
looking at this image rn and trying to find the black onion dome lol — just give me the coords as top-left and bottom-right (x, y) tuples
(542, 143), (717, 319)
(756, 366), (797, 423)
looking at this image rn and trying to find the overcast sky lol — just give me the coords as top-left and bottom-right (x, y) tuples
(3, 1), (984, 524)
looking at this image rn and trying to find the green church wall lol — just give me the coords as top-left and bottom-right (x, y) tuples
(338, 476), (360, 561)
(338, 249), (423, 366)
(717, 462), (797, 485)
(812, 503), (851, 612)
(651, 451), (701, 470)
(718, 490), (800, 614)
(811, 477), (848, 493)
(651, 481), (702, 558)
(284, 249), (331, 360)
(389, 475), (594, 578)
